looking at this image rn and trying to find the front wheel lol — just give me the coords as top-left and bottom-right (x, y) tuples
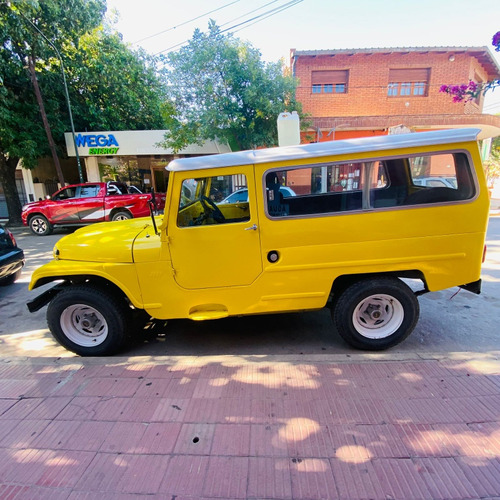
(29, 215), (53, 236)
(47, 285), (131, 356)
(332, 277), (419, 350)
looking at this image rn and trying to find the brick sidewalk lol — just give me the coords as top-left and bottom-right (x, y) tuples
(0, 354), (499, 499)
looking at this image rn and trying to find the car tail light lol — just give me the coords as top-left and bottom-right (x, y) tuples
(6, 228), (17, 247)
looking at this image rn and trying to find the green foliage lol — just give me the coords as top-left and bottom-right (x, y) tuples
(0, 0), (172, 222)
(484, 136), (500, 186)
(162, 21), (304, 152)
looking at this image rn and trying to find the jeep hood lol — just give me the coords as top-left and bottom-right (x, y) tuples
(54, 219), (151, 263)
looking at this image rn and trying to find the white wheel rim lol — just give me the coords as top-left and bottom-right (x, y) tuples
(114, 214), (129, 221)
(352, 294), (404, 339)
(60, 304), (108, 347)
(32, 218), (47, 233)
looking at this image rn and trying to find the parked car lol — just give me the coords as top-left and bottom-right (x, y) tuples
(21, 181), (166, 235)
(28, 128), (489, 356)
(0, 224), (24, 285)
(220, 186), (296, 204)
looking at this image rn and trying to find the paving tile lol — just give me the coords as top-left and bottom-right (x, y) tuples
(158, 455), (208, 497)
(99, 421), (148, 453)
(0, 379), (39, 398)
(282, 419), (334, 458)
(193, 377), (227, 398)
(249, 398), (285, 424)
(0, 484), (71, 499)
(349, 424), (410, 459)
(137, 422), (181, 454)
(330, 459), (386, 499)
(394, 423), (458, 457)
(247, 457), (292, 499)
(370, 458), (432, 499)
(289, 457), (338, 499)
(151, 398), (190, 422)
(413, 457), (478, 499)
(211, 424), (251, 456)
(173, 423), (215, 455)
(250, 424), (289, 457)
(203, 456), (249, 498)
(56, 397), (102, 420)
(134, 378), (171, 398)
(455, 456), (500, 498)
(0, 419), (21, 443)
(0, 398), (17, 416)
(35, 450), (96, 488)
(115, 397), (161, 422)
(77, 377), (142, 397)
(0, 419), (50, 449)
(75, 453), (169, 494)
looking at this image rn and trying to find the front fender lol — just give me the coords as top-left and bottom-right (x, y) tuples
(29, 260), (144, 309)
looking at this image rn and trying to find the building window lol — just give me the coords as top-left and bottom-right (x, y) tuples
(388, 68), (430, 97)
(311, 70), (349, 94)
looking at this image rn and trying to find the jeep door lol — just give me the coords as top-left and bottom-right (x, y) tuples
(168, 167), (262, 289)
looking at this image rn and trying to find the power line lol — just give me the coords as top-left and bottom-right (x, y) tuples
(154, 0), (304, 56)
(132, 0), (242, 44)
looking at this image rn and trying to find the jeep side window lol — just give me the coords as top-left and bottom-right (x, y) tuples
(177, 174), (251, 227)
(404, 152), (475, 205)
(265, 161), (388, 217)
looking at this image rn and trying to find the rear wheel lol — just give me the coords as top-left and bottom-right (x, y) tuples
(332, 277), (419, 350)
(111, 210), (132, 221)
(29, 215), (53, 236)
(47, 285), (130, 356)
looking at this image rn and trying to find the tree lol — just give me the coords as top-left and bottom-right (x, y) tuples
(484, 136), (500, 188)
(440, 31), (500, 102)
(0, 0), (171, 224)
(161, 21), (304, 152)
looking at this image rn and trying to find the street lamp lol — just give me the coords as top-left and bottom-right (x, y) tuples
(21, 14), (84, 182)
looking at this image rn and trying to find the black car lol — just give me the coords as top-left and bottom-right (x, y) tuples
(0, 224), (25, 285)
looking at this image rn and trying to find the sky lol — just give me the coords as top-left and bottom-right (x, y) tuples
(106, 0), (500, 113)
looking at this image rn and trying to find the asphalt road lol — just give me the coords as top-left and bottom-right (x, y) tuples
(1, 218), (499, 359)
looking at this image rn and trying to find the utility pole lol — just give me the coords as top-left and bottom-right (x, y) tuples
(27, 54), (66, 188)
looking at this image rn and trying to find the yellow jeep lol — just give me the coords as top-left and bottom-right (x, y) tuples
(28, 128), (490, 356)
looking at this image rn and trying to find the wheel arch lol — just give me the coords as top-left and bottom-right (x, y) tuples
(109, 207), (133, 220)
(330, 270), (427, 302)
(30, 273), (143, 310)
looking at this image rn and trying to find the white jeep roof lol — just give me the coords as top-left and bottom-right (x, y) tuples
(166, 128), (481, 172)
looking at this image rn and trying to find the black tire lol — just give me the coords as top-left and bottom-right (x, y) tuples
(29, 215), (53, 236)
(111, 210), (132, 222)
(47, 285), (131, 356)
(0, 268), (22, 286)
(332, 277), (419, 350)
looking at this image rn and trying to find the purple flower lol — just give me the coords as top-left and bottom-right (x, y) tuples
(439, 84), (449, 92)
(493, 31), (500, 51)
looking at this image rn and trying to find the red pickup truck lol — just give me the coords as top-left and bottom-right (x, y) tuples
(22, 182), (165, 235)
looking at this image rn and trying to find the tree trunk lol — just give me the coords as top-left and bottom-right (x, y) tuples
(0, 154), (23, 225)
(27, 54), (66, 188)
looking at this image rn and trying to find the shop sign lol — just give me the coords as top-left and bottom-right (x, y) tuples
(75, 133), (120, 155)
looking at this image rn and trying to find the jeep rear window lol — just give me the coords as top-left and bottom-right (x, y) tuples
(265, 151), (475, 218)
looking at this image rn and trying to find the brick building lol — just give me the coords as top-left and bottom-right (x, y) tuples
(290, 47), (500, 142)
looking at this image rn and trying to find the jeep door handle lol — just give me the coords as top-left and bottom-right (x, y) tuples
(245, 224), (258, 231)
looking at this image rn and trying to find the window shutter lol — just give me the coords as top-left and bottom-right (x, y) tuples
(389, 68), (430, 82)
(311, 70), (349, 85)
